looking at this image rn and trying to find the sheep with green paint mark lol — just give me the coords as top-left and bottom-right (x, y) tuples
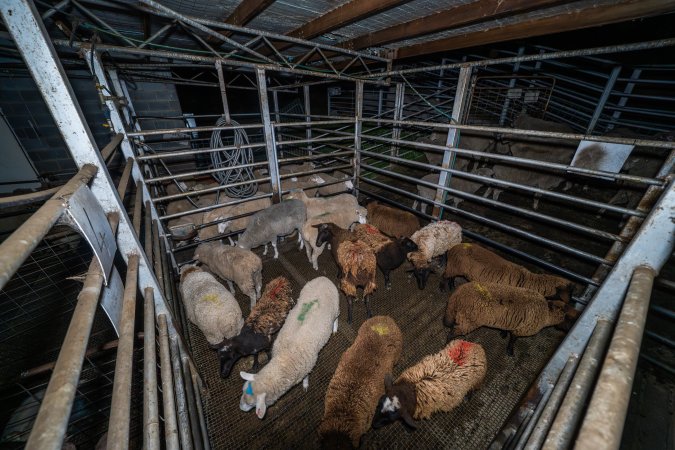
(239, 276), (340, 419)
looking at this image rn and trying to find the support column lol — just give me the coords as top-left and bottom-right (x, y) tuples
(432, 66), (472, 219)
(256, 68), (281, 203)
(304, 85), (312, 154)
(215, 60), (231, 124)
(353, 80), (363, 197)
(499, 46), (524, 126)
(607, 68), (641, 131)
(390, 82), (405, 156)
(587, 66), (621, 134)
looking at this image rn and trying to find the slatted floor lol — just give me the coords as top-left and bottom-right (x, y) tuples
(185, 238), (566, 449)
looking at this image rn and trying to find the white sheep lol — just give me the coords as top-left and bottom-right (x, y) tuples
(193, 242), (262, 309)
(236, 199), (307, 259)
(310, 172), (354, 197)
(412, 168), (495, 214)
(408, 220), (462, 290)
(239, 276), (340, 419)
(198, 194), (272, 244)
(285, 189), (359, 219)
(179, 265), (244, 347)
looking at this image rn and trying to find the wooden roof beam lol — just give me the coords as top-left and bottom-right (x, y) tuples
(395, 0), (675, 59)
(341, 0), (569, 51)
(208, 0), (276, 40)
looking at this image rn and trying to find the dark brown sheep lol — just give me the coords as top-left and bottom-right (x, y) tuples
(443, 243), (573, 302)
(366, 201), (420, 238)
(319, 316), (403, 448)
(337, 239), (377, 323)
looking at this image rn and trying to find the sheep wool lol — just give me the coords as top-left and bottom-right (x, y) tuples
(337, 239), (377, 298)
(239, 277), (340, 419)
(319, 316), (403, 448)
(397, 340), (486, 419)
(408, 220), (462, 268)
(445, 243), (572, 301)
(352, 223), (391, 253)
(246, 276), (295, 336)
(179, 265), (244, 345)
(199, 195), (272, 241)
(445, 282), (567, 337)
(366, 201), (420, 238)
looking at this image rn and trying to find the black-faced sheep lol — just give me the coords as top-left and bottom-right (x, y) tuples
(236, 199), (306, 259)
(218, 276), (296, 378)
(444, 281), (576, 356)
(372, 339), (486, 429)
(353, 224), (418, 289)
(193, 242), (262, 308)
(443, 243), (573, 302)
(365, 200), (420, 238)
(239, 276), (340, 419)
(179, 265), (244, 347)
(319, 316), (403, 449)
(408, 220), (462, 289)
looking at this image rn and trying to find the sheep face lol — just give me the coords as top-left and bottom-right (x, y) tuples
(218, 339), (241, 378)
(314, 224), (333, 247)
(371, 375), (417, 430)
(219, 329), (270, 378)
(398, 237), (418, 254)
(239, 372), (267, 419)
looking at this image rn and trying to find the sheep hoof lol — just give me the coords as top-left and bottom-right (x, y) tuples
(333, 318), (338, 334)
(302, 376), (309, 391)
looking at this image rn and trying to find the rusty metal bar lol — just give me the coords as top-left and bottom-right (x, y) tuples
(0, 164), (97, 291)
(107, 253), (140, 450)
(575, 266), (656, 450)
(152, 219), (165, 297)
(144, 201), (153, 260)
(143, 287), (160, 450)
(158, 314), (179, 450)
(117, 157), (134, 199)
(25, 213), (117, 450)
(133, 182), (143, 235)
(543, 320), (616, 449)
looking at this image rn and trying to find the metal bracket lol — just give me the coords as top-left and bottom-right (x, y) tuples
(100, 266), (124, 335)
(57, 184), (116, 284)
(570, 141), (635, 181)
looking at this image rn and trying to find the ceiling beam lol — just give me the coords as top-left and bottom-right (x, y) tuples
(341, 0), (568, 51)
(208, 0), (275, 40)
(395, 0), (675, 59)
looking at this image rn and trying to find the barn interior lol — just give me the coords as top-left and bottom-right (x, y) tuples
(0, 1), (674, 449)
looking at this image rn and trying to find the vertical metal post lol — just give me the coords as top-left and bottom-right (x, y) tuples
(152, 219), (165, 298)
(607, 68), (641, 131)
(215, 60), (231, 124)
(575, 266), (656, 450)
(132, 182), (143, 235)
(170, 336), (193, 450)
(390, 82), (405, 156)
(107, 253), (140, 450)
(353, 80), (364, 197)
(144, 201), (152, 260)
(191, 368), (210, 450)
(587, 66), (621, 134)
(256, 68), (281, 203)
(303, 85), (313, 154)
(143, 287), (160, 450)
(181, 356), (204, 450)
(158, 314), (179, 450)
(377, 88), (383, 126)
(499, 46), (524, 126)
(432, 66), (472, 219)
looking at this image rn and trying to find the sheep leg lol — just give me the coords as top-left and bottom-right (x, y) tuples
(412, 199), (418, 211)
(227, 280), (236, 295)
(333, 318), (338, 334)
(262, 244), (268, 256)
(249, 294), (256, 310)
(251, 353), (260, 371)
(384, 270), (391, 289)
(364, 295), (373, 319)
(421, 203), (428, 215)
(302, 375), (309, 391)
(506, 333), (517, 357)
(533, 193), (541, 210)
(347, 297), (353, 324)
(500, 330), (508, 339)
(228, 236), (235, 246)
(272, 240), (279, 259)
(297, 230), (303, 250)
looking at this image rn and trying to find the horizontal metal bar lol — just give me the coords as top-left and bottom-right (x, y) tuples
(361, 163), (622, 242)
(645, 330), (675, 349)
(274, 119), (355, 128)
(359, 176), (610, 265)
(360, 149), (645, 218)
(650, 304), (675, 320)
(128, 122), (263, 137)
(277, 136), (353, 147)
(362, 133), (666, 186)
(154, 176), (271, 203)
(278, 150), (354, 165)
(160, 192), (273, 221)
(146, 161), (269, 183)
(0, 164), (97, 291)
(137, 142), (268, 161)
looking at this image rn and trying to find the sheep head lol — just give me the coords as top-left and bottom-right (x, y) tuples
(239, 372), (267, 419)
(313, 223), (335, 247)
(371, 374), (417, 430)
(397, 237), (418, 254)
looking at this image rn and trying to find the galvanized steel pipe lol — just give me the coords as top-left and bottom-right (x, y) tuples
(170, 336), (193, 450)
(158, 314), (179, 450)
(143, 287), (160, 450)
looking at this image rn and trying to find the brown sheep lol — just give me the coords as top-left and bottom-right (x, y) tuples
(372, 339), (486, 429)
(366, 201), (420, 238)
(443, 243), (573, 302)
(352, 223), (392, 253)
(337, 239), (377, 324)
(444, 282), (575, 356)
(319, 316), (403, 449)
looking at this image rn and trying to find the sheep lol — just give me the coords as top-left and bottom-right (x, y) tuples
(423, 131), (496, 169)
(302, 206), (367, 270)
(353, 224), (419, 289)
(371, 339), (487, 429)
(319, 316), (403, 449)
(285, 189), (359, 219)
(198, 194), (272, 244)
(407, 220), (462, 290)
(412, 168), (495, 214)
(218, 276), (296, 378)
(236, 199), (307, 259)
(193, 242), (262, 309)
(239, 276), (340, 419)
(366, 200), (420, 238)
(315, 223), (377, 323)
(444, 281), (575, 356)
(309, 172), (355, 197)
(442, 243), (573, 302)
(178, 265), (244, 347)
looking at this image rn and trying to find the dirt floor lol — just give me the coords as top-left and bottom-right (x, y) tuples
(185, 238), (566, 449)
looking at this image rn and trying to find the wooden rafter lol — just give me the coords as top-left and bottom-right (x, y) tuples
(395, 0), (675, 59)
(208, 0), (275, 40)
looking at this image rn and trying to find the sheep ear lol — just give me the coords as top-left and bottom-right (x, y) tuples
(240, 371), (255, 381)
(384, 373), (394, 390)
(256, 393), (267, 419)
(400, 408), (417, 430)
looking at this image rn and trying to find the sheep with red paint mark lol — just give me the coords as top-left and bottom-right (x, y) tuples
(371, 340), (486, 429)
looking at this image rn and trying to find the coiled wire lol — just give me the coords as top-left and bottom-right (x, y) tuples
(210, 116), (258, 198)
